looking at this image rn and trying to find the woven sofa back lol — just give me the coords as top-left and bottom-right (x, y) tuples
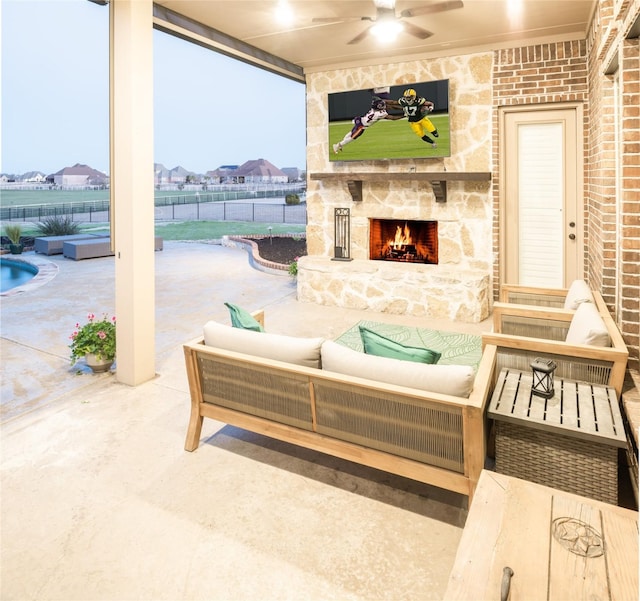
(313, 379), (465, 473)
(196, 349), (467, 474)
(197, 354), (314, 431)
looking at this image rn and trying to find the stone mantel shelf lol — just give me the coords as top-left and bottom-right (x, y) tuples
(309, 171), (492, 203)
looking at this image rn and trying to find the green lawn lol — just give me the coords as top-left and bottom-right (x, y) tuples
(17, 221), (305, 241)
(152, 221), (305, 240)
(329, 114), (450, 161)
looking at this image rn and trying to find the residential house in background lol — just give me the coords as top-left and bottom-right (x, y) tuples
(154, 163), (197, 185)
(205, 159), (289, 184)
(281, 166), (304, 182)
(234, 158), (287, 184)
(154, 163), (171, 186)
(167, 165), (194, 184)
(21, 171), (47, 183)
(48, 163), (108, 187)
(206, 164), (238, 183)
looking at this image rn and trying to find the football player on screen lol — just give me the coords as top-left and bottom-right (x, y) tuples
(333, 97), (404, 155)
(386, 88), (439, 148)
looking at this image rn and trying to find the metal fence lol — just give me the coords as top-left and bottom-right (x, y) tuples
(1, 196), (307, 225)
(1, 200), (111, 222)
(154, 201), (306, 223)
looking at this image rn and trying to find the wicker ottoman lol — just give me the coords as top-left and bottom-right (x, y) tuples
(489, 368), (627, 505)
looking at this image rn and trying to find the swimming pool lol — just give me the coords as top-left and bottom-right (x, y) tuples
(1, 258), (39, 293)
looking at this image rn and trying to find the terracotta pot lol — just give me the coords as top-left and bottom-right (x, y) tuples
(85, 353), (114, 373)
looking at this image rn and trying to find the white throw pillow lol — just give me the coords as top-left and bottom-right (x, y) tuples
(565, 302), (611, 347)
(563, 279), (595, 310)
(320, 340), (475, 398)
(203, 320), (324, 368)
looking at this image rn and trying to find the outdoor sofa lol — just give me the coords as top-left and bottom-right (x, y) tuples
(184, 310), (498, 503)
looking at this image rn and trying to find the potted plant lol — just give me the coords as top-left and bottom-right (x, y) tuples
(69, 313), (116, 372)
(4, 224), (23, 254)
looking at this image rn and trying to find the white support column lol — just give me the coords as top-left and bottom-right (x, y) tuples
(110, 0), (155, 385)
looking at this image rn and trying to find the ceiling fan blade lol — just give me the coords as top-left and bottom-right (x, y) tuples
(312, 16), (369, 23)
(347, 27), (372, 45)
(400, 0), (464, 18)
(402, 21), (434, 39)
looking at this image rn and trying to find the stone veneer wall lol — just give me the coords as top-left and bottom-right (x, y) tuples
(301, 54), (494, 322)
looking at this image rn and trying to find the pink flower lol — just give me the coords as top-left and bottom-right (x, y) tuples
(97, 331), (106, 339)
(111, 316), (116, 323)
(87, 313), (95, 321)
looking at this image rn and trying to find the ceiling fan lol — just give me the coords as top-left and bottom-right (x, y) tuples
(312, 0), (464, 45)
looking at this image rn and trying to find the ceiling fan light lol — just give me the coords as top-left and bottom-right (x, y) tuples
(275, 1), (294, 26)
(370, 20), (404, 41)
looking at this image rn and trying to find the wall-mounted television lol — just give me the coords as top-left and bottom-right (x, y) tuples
(328, 79), (450, 162)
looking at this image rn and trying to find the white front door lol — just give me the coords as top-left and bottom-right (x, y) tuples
(500, 105), (583, 287)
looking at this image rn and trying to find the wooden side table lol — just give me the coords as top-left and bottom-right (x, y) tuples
(445, 470), (638, 600)
(488, 368), (627, 504)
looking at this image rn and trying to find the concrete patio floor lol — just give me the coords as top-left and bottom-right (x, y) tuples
(1, 242), (492, 601)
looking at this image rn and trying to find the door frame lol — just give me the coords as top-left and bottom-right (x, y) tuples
(498, 102), (585, 288)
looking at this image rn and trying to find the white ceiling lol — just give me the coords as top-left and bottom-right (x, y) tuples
(153, 0), (596, 74)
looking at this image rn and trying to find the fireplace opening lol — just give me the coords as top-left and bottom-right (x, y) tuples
(369, 219), (438, 264)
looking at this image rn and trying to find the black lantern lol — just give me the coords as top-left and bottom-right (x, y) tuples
(530, 358), (557, 399)
(332, 207), (353, 261)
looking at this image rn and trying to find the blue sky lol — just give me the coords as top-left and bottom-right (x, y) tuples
(1, 0), (307, 176)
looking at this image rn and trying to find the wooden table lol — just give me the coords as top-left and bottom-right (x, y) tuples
(488, 368), (627, 504)
(445, 470), (639, 600)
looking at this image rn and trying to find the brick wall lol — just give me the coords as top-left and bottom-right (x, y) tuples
(491, 40), (588, 300)
(586, 0), (640, 371)
(620, 36), (640, 371)
(492, 0), (640, 372)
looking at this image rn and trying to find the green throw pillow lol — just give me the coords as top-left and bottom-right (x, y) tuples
(224, 302), (264, 332)
(358, 326), (441, 364)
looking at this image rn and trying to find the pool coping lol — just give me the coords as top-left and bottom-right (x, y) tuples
(1, 253), (59, 297)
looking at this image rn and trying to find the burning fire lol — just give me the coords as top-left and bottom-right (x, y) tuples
(388, 223), (413, 249)
(371, 218), (437, 264)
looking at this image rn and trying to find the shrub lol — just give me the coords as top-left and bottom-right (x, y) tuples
(288, 257), (299, 278)
(37, 215), (81, 236)
(4, 224), (22, 244)
(285, 194), (300, 205)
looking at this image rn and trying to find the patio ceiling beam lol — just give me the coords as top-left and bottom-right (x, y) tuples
(152, 4), (305, 83)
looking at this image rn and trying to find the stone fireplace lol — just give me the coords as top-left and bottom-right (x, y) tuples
(299, 53), (494, 323)
(370, 219), (438, 264)
(297, 188), (492, 322)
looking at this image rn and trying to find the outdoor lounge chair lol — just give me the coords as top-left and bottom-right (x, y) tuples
(483, 301), (628, 395)
(499, 279), (596, 310)
(62, 236), (163, 260)
(34, 234), (108, 256)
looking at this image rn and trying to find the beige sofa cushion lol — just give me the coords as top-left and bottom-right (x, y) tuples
(564, 279), (595, 310)
(321, 340), (475, 398)
(565, 302), (611, 347)
(203, 320), (323, 368)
